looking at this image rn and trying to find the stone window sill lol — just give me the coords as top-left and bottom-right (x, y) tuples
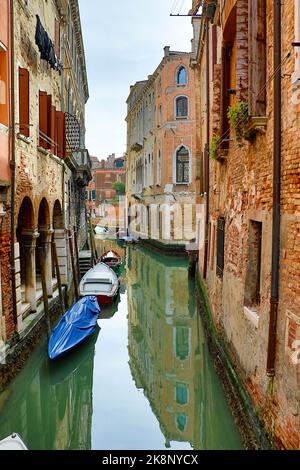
(176, 116), (188, 120)
(17, 133), (32, 144)
(243, 305), (259, 329)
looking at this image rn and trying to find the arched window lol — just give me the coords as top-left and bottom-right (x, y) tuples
(158, 105), (162, 126)
(175, 96), (188, 118)
(175, 384), (189, 406)
(177, 66), (188, 85)
(176, 414), (188, 432)
(175, 326), (190, 360)
(175, 146), (190, 184)
(158, 77), (162, 96)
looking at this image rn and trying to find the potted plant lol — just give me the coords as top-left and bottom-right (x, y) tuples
(227, 101), (254, 144)
(210, 135), (220, 160)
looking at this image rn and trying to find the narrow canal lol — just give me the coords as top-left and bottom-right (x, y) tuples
(0, 243), (243, 450)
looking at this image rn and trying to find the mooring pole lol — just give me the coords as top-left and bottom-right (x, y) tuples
(38, 247), (51, 338)
(51, 241), (65, 314)
(73, 226), (81, 280)
(68, 229), (79, 300)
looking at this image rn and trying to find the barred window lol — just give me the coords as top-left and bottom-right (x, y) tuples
(175, 96), (188, 118)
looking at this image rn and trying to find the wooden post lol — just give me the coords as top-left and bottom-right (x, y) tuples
(51, 241), (65, 314)
(73, 226), (81, 280)
(38, 247), (51, 338)
(90, 229), (95, 266)
(89, 219), (98, 262)
(68, 229), (79, 300)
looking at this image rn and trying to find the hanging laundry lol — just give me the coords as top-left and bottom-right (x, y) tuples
(35, 15), (61, 72)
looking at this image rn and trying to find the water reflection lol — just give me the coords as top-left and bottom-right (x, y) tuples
(0, 244), (242, 450)
(127, 248), (242, 450)
(0, 330), (99, 450)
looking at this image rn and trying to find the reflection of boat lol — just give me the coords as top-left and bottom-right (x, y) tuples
(94, 226), (108, 235)
(0, 433), (28, 450)
(48, 297), (100, 360)
(122, 236), (139, 245)
(79, 262), (119, 306)
(100, 250), (123, 275)
(49, 327), (100, 386)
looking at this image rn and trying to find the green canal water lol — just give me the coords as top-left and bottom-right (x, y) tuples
(0, 244), (243, 450)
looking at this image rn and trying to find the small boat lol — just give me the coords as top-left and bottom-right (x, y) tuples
(94, 226), (109, 238)
(79, 262), (119, 306)
(100, 250), (123, 275)
(48, 296), (100, 360)
(0, 433), (28, 450)
(122, 235), (139, 245)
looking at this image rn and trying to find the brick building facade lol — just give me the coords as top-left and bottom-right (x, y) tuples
(87, 154), (126, 227)
(0, 0), (91, 361)
(0, 0), (13, 348)
(192, 0), (300, 449)
(126, 48), (197, 250)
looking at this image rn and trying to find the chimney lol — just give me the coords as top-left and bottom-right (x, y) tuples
(164, 46), (170, 57)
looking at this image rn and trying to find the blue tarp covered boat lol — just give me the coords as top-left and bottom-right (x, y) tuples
(48, 296), (100, 360)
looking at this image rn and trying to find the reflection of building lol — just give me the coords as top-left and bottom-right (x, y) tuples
(0, 332), (98, 450)
(127, 247), (241, 449)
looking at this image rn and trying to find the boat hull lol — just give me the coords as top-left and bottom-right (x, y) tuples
(48, 296), (100, 361)
(79, 262), (119, 307)
(96, 294), (114, 306)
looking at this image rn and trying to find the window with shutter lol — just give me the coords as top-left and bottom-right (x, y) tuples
(19, 68), (30, 136)
(248, 1), (266, 116)
(220, 46), (231, 148)
(56, 110), (66, 158)
(39, 91), (48, 148)
(0, 47), (9, 126)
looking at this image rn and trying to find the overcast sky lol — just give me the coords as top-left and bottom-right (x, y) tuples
(78, 0), (192, 160)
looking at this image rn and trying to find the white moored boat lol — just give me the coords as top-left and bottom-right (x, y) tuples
(79, 262), (119, 306)
(0, 434), (28, 450)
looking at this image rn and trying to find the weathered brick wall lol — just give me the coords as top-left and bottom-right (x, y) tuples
(197, 0), (300, 449)
(0, 210), (14, 340)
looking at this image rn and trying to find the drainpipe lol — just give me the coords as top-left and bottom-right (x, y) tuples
(266, 0), (281, 377)
(203, 20), (210, 280)
(10, 0), (17, 326)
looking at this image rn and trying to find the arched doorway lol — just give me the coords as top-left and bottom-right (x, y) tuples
(16, 197), (37, 313)
(37, 198), (53, 297)
(52, 200), (67, 285)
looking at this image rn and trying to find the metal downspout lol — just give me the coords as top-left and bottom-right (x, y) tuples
(266, 0), (282, 377)
(203, 21), (210, 280)
(10, 0), (17, 326)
